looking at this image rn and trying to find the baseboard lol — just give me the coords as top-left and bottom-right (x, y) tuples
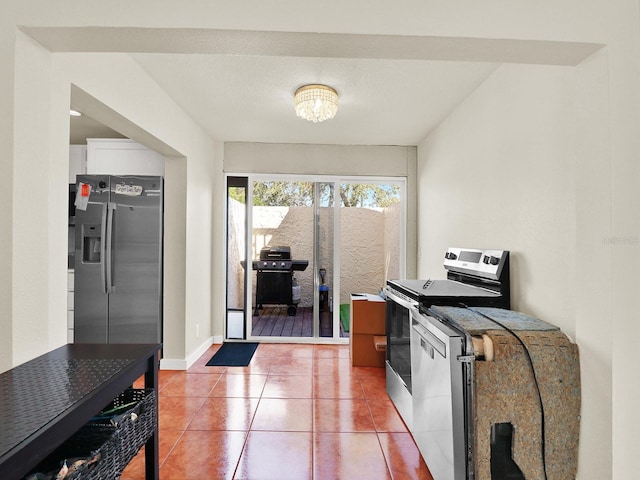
(159, 357), (188, 371)
(159, 335), (222, 371)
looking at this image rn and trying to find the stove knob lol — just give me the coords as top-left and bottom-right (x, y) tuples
(281, 262), (285, 267)
(272, 262), (277, 267)
(483, 256), (490, 264)
(490, 256), (500, 265)
(447, 252), (457, 260)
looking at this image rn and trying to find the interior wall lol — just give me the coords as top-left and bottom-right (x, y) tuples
(224, 143), (417, 177)
(604, 4), (640, 476)
(12, 31), (63, 366)
(573, 48), (614, 479)
(211, 141), (226, 341)
(416, 62), (609, 478)
(163, 156), (187, 362)
(4, 36), (219, 370)
(418, 64), (577, 333)
(0, 25), (13, 371)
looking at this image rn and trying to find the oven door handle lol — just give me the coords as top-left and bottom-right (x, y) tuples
(384, 287), (417, 310)
(410, 307), (447, 358)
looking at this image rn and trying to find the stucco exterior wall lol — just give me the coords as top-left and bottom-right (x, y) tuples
(252, 206), (315, 306)
(246, 205), (398, 309)
(338, 208), (386, 305)
(384, 202), (401, 281)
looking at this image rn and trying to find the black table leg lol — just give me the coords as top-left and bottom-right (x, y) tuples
(144, 350), (160, 480)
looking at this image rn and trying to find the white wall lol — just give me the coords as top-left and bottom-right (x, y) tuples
(2, 33), (219, 371)
(12, 31), (62, 364)
(418, 64), (578, 334)
(417, 62), (609, 478)
(0, 25), (13, 370)
(573, 48), (614, 480)
(224, 142), (416, 177)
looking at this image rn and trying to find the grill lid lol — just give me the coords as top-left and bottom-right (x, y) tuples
(260, 246), (291, 260)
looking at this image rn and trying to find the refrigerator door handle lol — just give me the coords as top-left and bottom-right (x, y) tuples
(100, 202), (108, 294)
(106, 202), (116, 293)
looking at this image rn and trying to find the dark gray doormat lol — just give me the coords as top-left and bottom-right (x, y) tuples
(206, 342), (259, 367)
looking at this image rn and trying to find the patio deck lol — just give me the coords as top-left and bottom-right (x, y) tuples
(252, 306), (348, 338)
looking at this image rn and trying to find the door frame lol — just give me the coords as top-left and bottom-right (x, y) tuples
(225, 172), (406, 344)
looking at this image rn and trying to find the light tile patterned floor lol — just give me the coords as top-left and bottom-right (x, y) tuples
(121, 343), (433, 480)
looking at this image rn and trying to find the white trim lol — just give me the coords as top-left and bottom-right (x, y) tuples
(159, 357), (187, 371)
(245, 182), (254, 339)
(229, 172), (406, 345)
(159, 335), (220, 370)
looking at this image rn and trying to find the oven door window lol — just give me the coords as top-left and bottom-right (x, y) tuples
(386, 298), (412, 393)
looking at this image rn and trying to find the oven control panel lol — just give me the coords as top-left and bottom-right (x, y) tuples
(443, 247), (508, 280)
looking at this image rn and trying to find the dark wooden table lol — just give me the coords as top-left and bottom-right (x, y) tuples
(0, 343), (161, 480)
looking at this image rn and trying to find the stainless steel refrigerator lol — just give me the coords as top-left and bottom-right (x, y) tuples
(74, 175), (163, 344)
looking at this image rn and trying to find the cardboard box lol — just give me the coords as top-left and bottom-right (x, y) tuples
(350, 294), (386, 334)
(351, 333), (386, 367)
(350, 294), (386, 367)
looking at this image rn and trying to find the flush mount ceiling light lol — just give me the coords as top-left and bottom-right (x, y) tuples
(294, 84), (339, 123)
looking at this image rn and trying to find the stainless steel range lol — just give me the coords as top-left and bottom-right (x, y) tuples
(385, 248), (581, 480)
(384, 248), (510, 452)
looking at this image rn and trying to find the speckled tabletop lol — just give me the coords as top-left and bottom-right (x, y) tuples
(0, 357), (133, 457)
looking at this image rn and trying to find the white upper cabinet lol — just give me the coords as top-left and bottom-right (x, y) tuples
(86, 139), (165, 176)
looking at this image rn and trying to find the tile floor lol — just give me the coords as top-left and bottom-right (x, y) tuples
(121, 343), (433, 480)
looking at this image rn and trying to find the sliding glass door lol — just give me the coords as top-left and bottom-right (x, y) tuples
(226, 174), (404, 343)
(250, 180), (315, 338)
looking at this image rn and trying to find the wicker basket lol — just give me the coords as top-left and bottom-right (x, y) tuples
(24, 388), (157, 480)
(105, 388), (157, 472)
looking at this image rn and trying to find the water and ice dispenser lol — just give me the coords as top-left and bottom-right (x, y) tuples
(82, 224), (101, 263)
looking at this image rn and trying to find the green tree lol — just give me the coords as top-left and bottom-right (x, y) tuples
(252, 181), (314, 206)
(251, 181), (400, 208)
(228, 187), (246, 204)
(340, 183), (400, 207)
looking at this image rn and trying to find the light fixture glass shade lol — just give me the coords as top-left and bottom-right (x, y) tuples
(294, 84), (339, 123)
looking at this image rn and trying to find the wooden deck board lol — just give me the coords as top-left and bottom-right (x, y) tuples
(251, 306), (348, 338)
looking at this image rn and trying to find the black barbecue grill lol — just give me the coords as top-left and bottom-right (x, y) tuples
(252, 246), (309, 316)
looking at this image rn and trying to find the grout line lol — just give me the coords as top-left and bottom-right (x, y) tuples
(374, 430), (395, 480)
(161, 342), (412, 479)
(158, 429), (186, 470)
(311, 352), (316, 480)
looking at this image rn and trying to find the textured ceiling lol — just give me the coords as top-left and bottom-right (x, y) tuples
(48, 27), (599, 146)
(130, 53), (498, 145)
